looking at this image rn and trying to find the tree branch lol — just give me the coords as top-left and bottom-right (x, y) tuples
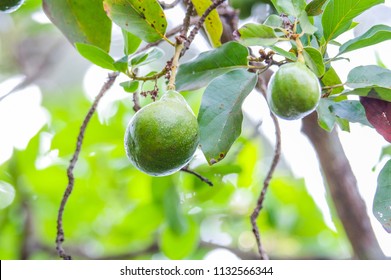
(159, 0), (182, 9)
(250, 111), (281, 260)
(56, 72), (119, 260)
(180, 166), (213, 187)
(302, 112), (385, 259)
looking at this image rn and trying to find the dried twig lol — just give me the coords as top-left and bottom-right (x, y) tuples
(55, 72), (119, 260)
(250, 112), (281, 260)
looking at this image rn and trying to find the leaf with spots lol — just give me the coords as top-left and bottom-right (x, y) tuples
(103, 0), (168, 43)
(373, 159), (391, 233)
(43, 0), (112, 52)
(360, 97), (391, 143)
(191, 0), (223, 47)
(198, 69), (257, 165)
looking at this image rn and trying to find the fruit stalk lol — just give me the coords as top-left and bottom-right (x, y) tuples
(168, 37), (185, 90)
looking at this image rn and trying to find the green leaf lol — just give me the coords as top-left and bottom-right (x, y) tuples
(303, 47), (325, 77)
(120, 80), (139, 93)
(338, 25), (391, 55)
(271, 0), (316, 34)
(113, 56), (129, 73)
(347, 65), (391, 88)
(305, 0), (328, 16)
(163, 186), (188, 235)
(263, 14), (283, 28)
(271, 0), (306, 17)
(75, 43), (116, 70)
(160, 218), (199, 259)
(122, 30), (142, 55)
(344, 87), (391, 102)
(373, 159), (391, 233)
(43, 0), (112, 52)
(176, 42), (249, 91)
(191, 0), (223, 47)
(317, 99), (337, 131)
(235, 23), (280, 46)
(322, 0), (384, 43)
(269, 46), (298, 61)
(330, 100), (372, 127)
(130, 47), (164, 67)
(321, 67), (344, 94)
(198, 69), (257, 165)
(103, 0), (168, 43)
(0, 181), (15, 210)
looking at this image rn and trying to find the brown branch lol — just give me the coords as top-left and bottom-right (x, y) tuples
(250, 112), (281, 260)
(55, 72), (119, 260)
(159, 0), (181, 9)
(183, 0), (227, 54)
(180, 0), (194, 38)
(302, 112), (385, 259)
(180, 166), (213, 186)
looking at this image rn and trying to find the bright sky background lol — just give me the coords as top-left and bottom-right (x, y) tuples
(0, 0), (390, 259)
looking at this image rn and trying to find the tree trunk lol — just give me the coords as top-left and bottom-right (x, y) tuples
(302, 112), (385, 259)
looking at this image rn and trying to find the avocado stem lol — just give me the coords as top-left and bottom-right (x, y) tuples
(167, 37), (185, 91)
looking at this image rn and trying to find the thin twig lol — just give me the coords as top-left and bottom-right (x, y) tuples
(55, 72), (119, 260)
(159, 0), (181, 9)
(183, 0), (226, 54)
(250, 112), (281, 260)
(181, 167), (213, 187)
(180, 0), (194, 38)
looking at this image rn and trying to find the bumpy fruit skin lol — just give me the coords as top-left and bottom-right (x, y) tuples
(125, 90), (199, 176)
(267, 62), (321, 120)
(0, 0), (24, 13)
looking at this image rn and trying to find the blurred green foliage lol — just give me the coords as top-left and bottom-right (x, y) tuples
(0, 0), (350, 260)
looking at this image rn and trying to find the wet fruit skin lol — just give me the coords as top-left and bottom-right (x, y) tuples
(125, 90), (199, 176)
(0, 0), (24, 13)
(267, 62), (321, 120)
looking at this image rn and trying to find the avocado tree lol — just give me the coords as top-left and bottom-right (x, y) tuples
(0, 0), (390, 260)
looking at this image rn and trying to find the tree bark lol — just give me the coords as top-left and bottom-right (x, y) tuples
(302, 112), (385, 259)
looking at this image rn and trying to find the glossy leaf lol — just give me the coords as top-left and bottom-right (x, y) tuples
(75, 43), (116, 71)
(321, 67), (344, 94)
(191, 0), (223, 47)
(270, 46), (298, 61)
(43, 0), (112, 52)
(160, 218), (199, 259)
(373, 160), (391, 233)
(0, 181), (15, 210)
(345, 87), (391, 102)
(347, 65), (391, 89)
(122, 30), (142, 55)
(176, 42), (249, 91)
(103, 0), (167, 43)
(330, 100), (372, 127)
(303, 47), (325, 77)
(263, 14), (283, 28)
(130, 47), (164, 68)
(360, 97), (391, 142)
(271, 0), (306, 17)
(235, 23), (279, 46)
(271, 0), (316, 34)
(305, 0), (328, 16)
(322, 0), (384, 43)
(198, 69), (258, 165)
(317, 99), (337, 131)
(339, 25), (391, 55)
(120, 80), (139, 93)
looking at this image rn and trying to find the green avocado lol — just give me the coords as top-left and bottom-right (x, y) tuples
(124, 90), (199, 176)
(0, 0), (24, 13)
(267, 62), (321, 120)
